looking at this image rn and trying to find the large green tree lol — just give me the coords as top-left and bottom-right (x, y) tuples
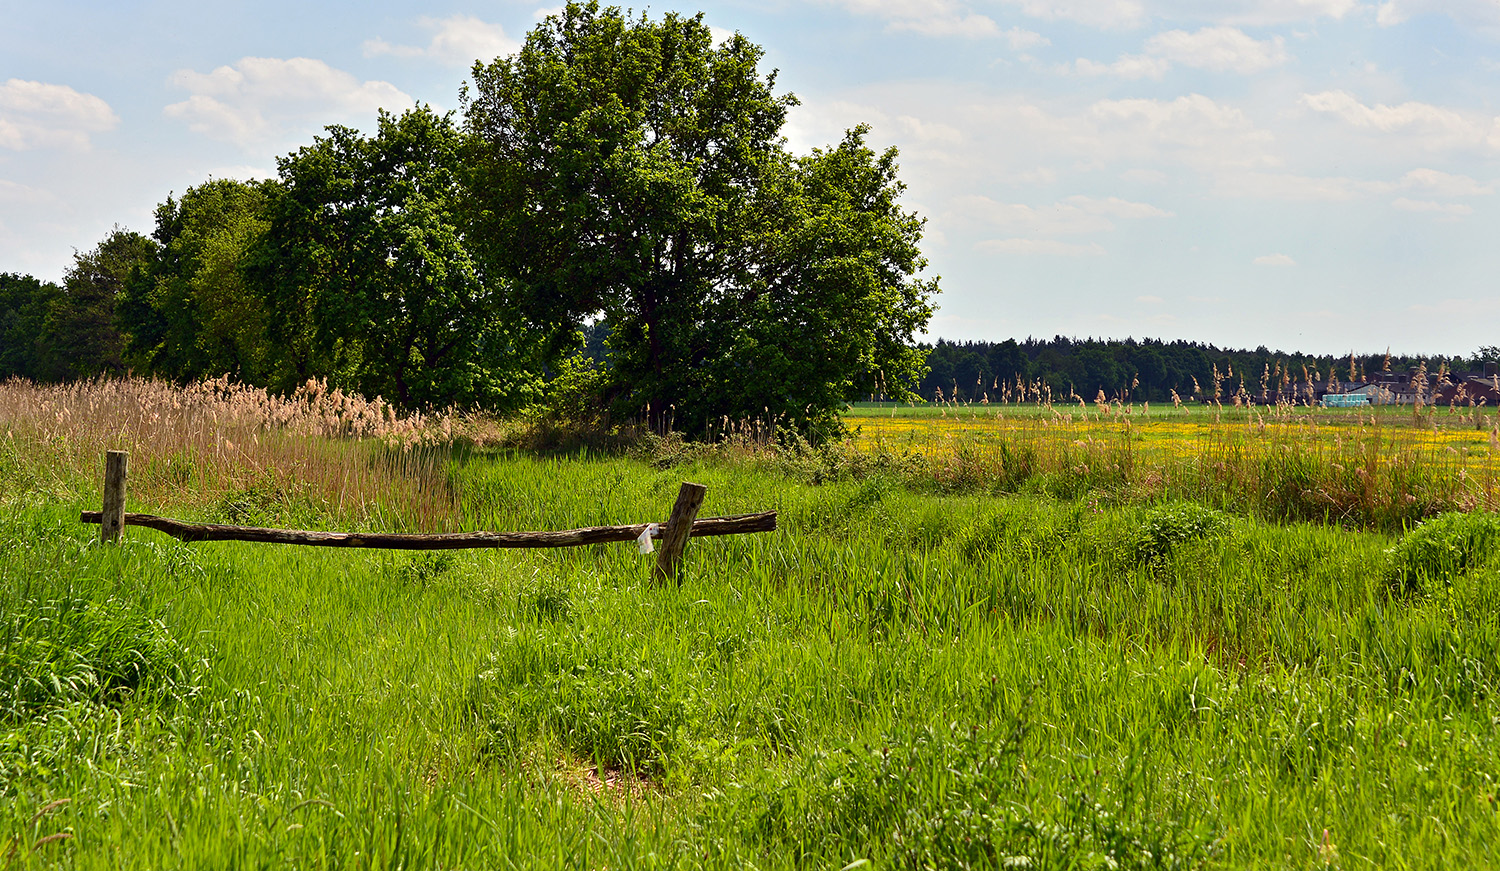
(249, 106), (541, 409)
(118, 178), (277, 383)
(46, 229), (157, 381)
(463, 1), (936, 435)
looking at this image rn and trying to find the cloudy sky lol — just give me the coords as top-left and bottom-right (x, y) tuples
(4, 0), (1499, 355)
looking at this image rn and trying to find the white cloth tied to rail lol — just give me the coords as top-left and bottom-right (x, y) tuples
(636, 523), (661, 554)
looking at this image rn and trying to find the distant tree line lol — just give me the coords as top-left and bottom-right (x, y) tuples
(916, 337), (1500, 405)
(0, 2), (936, 438)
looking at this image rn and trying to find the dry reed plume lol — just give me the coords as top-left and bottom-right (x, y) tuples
(0, 376), (504, 531)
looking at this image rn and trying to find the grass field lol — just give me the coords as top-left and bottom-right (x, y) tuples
(4, 381), (1500, 868)
(845, 400), (1500, 532)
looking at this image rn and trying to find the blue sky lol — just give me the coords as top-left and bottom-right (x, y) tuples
(3, 0), (1499, 356)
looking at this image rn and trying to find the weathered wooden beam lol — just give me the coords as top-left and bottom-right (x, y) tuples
(78, 510), (775, 550)
(100, 450), (128, 544)
(654, 481), (707, 585)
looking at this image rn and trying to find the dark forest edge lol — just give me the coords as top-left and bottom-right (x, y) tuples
(913, 336), (1500, 406)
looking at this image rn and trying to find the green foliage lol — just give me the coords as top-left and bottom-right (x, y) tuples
(118, 179), (277, 382)
(750, 721), (1208, 870)
(250, 106), (544, 409)
(0, 272), (62, 381)
(40, 229), (157, 381)
(464, 1), (936, 435)
(6, 437), (1500, 864)
(1134, 502), (1231, 566)
(0, 593), (192, 724)
(471, 635), (691, 774)
(1385, 510), (1500, 595)
(540, 352), (611, 427)
(918, 336), (1492, 405)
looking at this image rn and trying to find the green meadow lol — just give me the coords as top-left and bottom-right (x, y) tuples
(4, 388), (1500, 868)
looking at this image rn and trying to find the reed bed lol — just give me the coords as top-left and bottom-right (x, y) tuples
(0, 377), (501, 531)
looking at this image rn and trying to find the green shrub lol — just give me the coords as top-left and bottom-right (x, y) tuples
(1385, 511), (1500, 595)
(958, 502), (1080, 563)
(1134, 502), (1230, 566)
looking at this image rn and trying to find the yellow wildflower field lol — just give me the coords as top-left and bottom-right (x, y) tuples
(844, 403), (1500, 528)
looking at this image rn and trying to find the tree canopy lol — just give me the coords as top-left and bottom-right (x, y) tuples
(249, 106), (543, 409)
(48, 229), (156, 381)
(118, 178), (276, 383)
(464, 1), (936, 434)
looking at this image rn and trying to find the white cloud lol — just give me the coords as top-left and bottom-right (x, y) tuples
(1391, 197), (1474, 217)
(1067, 194), (1174, 218)
(1085, 94), (1276, 168)
(0, 79), (118, 151)
(896, 114), (964, 143)
(1168, 0), (1358, 26)
(1002, 27), (1050, 50)
(793, 87), (1278, 195)
(164, 57), (413, 147)
(1074, 26), (1288, 79)
(1136, 294), (1165, 303)
(1300, 90), (1500, 151)
(957, 193), (1170, 238)
(1001, 0), (1353, 29)
(1377, 0), (1500, 29)
(1009, 166), (1060, 184)
(1253, 253), (1296, 266)
(1214, 167), (1497, 202)
(1002, 0), (1147, 29)
(978, 238), (1108, 255)
(826, 0), (1001, 36)
(1213, 171), (1383, 200)
(1400, 168), (1493, 196)
(0, 178), (56, 204)
(1145, 27), (1288, 73)
(1073, 54), (1172, 79)
(363, 15), (519, 66)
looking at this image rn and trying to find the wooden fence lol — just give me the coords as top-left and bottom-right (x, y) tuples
(80, 450), (775, 583)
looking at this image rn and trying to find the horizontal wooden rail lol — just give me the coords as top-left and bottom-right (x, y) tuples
(79, 510), (776, 550)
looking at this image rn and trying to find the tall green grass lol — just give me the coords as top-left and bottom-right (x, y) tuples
(3, 434), (1500, 867)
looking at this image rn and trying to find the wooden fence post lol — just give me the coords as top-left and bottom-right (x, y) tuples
(101, 450), (128, 544)
(654, 482), (707, 585)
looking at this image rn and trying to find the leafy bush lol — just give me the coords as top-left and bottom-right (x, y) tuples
(1385, 511), (1500, 595)
(391, 553), (456, 589)
(1134, 502), (1230, 566)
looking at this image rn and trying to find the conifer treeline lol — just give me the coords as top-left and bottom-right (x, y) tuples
(916, 337), (1499, 404)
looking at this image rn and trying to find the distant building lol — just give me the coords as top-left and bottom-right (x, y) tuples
(1435, 375), (1500, 408)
